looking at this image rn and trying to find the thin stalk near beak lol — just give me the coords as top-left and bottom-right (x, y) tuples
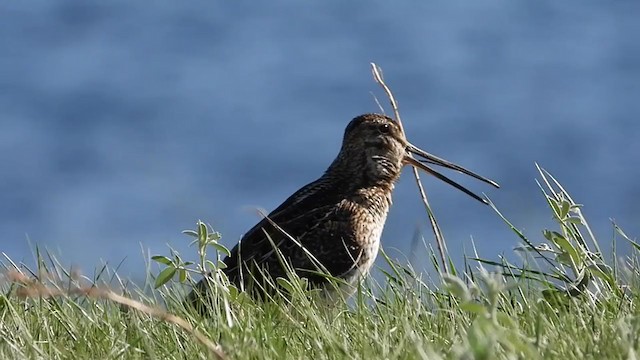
(404, 142), (500, 205)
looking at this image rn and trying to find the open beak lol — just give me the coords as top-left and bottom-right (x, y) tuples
(404, 142), (500, 205)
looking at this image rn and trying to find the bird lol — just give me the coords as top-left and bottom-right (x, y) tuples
(186, 113), (499, 309)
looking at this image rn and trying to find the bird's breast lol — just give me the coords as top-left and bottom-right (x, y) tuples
(340, 189), (392, 284)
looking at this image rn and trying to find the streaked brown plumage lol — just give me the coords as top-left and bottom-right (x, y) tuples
(186, 113), (499, 308)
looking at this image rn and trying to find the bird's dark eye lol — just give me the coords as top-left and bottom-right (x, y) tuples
(378, 123), (391, 134)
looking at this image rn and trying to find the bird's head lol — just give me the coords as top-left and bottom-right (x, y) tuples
(333, 113), (499, 203)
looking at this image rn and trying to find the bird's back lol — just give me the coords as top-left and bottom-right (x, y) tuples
(186, 175), (392, 305)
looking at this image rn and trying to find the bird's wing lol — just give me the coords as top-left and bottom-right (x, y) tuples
(222, 177), (347, 279)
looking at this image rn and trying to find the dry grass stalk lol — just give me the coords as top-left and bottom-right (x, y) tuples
(370, 63), (450, 274)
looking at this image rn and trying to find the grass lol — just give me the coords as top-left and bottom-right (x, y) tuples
(1, 165), (639, 360)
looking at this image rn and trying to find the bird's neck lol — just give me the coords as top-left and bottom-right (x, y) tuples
(353, 185), (394, 218)
(325, 151), (401, 191)
(322, 162), (396, 216)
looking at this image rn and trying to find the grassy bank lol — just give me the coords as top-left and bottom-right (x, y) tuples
(1, 166), (638, 359)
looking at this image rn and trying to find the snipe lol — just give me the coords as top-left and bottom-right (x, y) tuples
(186, 113), (499, 308)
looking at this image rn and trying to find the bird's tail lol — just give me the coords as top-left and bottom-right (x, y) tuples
(184, 274), (215, 315)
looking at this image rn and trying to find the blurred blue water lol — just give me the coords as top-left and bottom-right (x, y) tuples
(1, 1), (638, 279)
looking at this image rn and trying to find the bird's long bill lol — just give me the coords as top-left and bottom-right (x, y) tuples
(405, 142), (500, 205)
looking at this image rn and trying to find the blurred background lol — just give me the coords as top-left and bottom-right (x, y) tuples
(1, 1), (638, 281)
